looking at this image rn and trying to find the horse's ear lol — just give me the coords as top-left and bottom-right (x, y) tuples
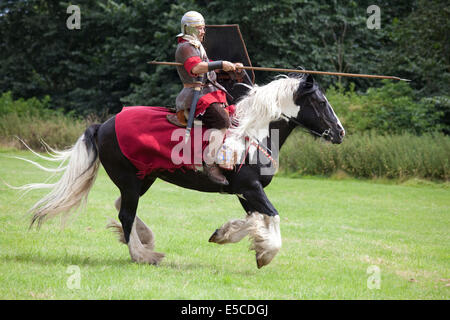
(306, 73), (315, 84)
(288, 67), (307, 79)
(303, 74), (314, 91)
(296, 73), (316, 98)
(288, 72), (302, 79)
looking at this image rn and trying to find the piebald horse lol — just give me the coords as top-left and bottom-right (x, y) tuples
(16, 74), (344, 268)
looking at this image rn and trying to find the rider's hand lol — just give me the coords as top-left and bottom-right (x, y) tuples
(234, 62), (244, 73)
(222, 61), (236, 72)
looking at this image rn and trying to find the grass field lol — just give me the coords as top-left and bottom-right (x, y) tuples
(0, 149), (449, 300)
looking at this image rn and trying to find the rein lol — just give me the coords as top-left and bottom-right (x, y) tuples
(236, 136), (278, 173)
(281, 113), (330, 139)
(281, 85), (334, 140)
(236, 108), (332, 174)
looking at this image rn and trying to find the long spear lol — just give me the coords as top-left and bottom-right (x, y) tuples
(147, 61), (411, 81)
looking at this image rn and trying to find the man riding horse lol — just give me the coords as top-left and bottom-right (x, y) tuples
(167, 11), (243, 186)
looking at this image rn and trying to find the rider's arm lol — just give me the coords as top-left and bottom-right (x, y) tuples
(191, 61), (240, 75)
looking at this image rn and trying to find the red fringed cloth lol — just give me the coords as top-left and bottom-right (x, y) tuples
(115, 106), (234, 179)
(195, 90), (228, 116)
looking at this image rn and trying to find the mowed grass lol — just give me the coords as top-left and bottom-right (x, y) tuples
(0, 149), (449, 299)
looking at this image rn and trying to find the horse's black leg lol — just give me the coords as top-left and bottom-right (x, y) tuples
(109, 176), (160, 253)
(139, 175), (157, 196)
(98, 117), (164, 264)
(133, 176), (158, 250)
(118, 186), (140, 243)
(114, 175), (156, 211)
(238, 197), (252, 214)
(97, 119), (142, 242)
(241, 181), (278, 216)
(118, 186), (163, 264)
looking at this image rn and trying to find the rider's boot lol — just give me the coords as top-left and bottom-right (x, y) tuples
(203, 162), (229, 186)
(203, 128), (229, 186)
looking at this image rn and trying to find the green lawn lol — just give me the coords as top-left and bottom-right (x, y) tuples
(0, 149), (449, 299)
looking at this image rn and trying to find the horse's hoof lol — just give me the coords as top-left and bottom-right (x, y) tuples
(150, 252), (165, 265)
(256, 256), (269, 269)
(208, 229), (219, 242)
(256, 251), (277, 269)
(132, 251), (165, 265)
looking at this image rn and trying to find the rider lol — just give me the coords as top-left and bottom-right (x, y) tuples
(170, 11), (243, 186)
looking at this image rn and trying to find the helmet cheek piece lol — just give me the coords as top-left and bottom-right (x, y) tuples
(184, 24), (204, 40)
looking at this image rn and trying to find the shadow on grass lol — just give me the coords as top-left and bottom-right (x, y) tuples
(160, 259), (259, 276)
(2, 253), (259, 275)
(1, 253), (129, 267)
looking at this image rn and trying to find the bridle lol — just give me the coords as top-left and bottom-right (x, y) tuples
(282, 87), (332, 140)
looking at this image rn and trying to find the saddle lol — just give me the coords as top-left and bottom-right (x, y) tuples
(166, 110), (187, 128)
(166, 104), (233, 128)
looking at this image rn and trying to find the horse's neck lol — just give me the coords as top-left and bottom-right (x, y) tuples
(231, 77), (299, 141)
(269, 119), (295, 151)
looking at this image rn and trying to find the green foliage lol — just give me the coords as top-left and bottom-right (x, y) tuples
(204, 0), (399, 89)
(0, 92), (85, 150)
(280, 131), (450, 180)
(0, 113), (86, 150)
(326, 81), (449, 135)
(0, 0), (447, 121)
(383, 0), (450, 96)
(421, 95), (450, 135)
(0, 91), (52, 118)
(0, 0), (448, 170)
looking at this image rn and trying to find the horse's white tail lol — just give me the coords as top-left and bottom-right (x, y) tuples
(15, 124), (101, 228)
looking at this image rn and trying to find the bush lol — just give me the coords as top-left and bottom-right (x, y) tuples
(326, 81), (448, 135)
(0, 91), (52, 118)
(0, 92), (86, 150)
(421, 95), (450, 134)
(280, 131), (450, 181)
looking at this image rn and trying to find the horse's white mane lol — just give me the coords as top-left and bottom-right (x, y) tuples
(229, 75), (302, 142)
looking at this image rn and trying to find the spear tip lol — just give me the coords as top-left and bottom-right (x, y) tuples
(391, 76), (412, 82)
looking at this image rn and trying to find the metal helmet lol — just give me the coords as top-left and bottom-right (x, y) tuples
(178, 11), (205, 40)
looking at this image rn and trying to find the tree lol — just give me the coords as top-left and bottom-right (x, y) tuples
(0, 0), (447, 121)
(384, 0), (449, 96)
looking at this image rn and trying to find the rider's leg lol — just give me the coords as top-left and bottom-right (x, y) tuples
(200, 103), (230, 185)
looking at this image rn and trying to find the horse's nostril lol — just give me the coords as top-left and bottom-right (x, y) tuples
(339, 129), (345, 138)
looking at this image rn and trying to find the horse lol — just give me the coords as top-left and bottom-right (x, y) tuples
(15, 73), (345, 269)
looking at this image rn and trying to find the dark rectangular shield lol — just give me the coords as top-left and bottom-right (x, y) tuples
(204, 24), (255, 84)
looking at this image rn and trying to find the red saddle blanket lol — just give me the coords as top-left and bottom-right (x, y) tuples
(115, 106), (209, 178)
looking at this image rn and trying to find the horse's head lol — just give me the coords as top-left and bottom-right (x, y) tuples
(291, 74), (345, 144)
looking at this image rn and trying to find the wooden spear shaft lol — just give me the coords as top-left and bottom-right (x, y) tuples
(147, 61), (411, 81)
(148, 61), (183, 67)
